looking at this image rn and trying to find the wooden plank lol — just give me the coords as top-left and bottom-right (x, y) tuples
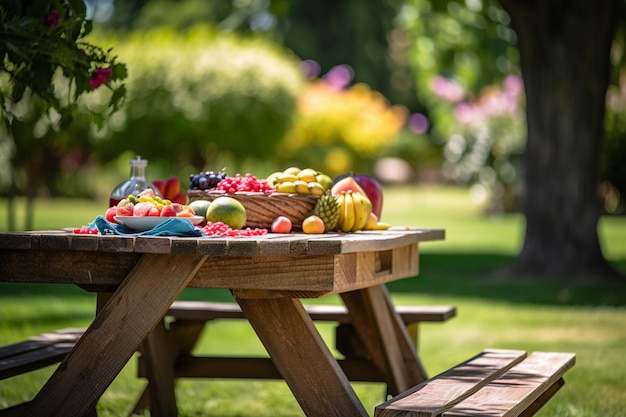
(0, 229), (445, 259)
(443, 352), (576, 417)
(0, 233), (32, 249)
(0, 344), (76, 380)
(375, 349), (527, 417)
(518, 378), (564, 417)
(167, 301), (454, 324)
(139, 356), (384, 382)
(190, 254), (338, 291)
(134, 236), (173, 254)
(236, 296), (369, 417)
(194, 245), (418, 294)
(0, 249), (140, 286)
(306, 229), (444, 255)
(23, 253), (207, 417)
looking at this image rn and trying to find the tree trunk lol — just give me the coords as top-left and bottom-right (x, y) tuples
(500, 0), (622, 280)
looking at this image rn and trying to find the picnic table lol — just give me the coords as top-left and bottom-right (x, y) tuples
(0, 227), (444, 416)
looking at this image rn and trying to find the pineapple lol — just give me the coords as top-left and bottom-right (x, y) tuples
(314, 191), (339, 231)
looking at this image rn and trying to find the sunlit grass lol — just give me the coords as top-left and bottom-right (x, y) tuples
(1, 186), (625, 416)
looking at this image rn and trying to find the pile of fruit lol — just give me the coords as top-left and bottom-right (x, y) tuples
(266, 167), (331, 196)
(185, 167), (390, 234)
(92, 166), (391, 237)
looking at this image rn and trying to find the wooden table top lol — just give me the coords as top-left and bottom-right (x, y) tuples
(0, 227), (444, 256)
(1, 227), (444, 296)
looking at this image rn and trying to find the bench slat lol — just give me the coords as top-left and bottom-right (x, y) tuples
(167, 301), (456, 324)
(442, 351), (576, 417)
(375, 349), (527, 417)
(0, 329), (83, 380)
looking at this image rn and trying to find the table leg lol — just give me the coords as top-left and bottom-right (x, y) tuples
(24, 253), (206, 417)
(341, 285), (427, 396)
(132, 319), (206, 416)
(236, 296), (369, 417)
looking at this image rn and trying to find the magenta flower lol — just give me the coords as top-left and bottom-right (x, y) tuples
(41, 10), (61, 28)
(89, 68), (113, 89)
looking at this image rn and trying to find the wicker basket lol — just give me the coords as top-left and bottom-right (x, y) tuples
(188, 190), (320, 231)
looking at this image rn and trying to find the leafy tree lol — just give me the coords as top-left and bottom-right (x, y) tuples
(83, 27), (304, 176)
(0, 0), (126, 230)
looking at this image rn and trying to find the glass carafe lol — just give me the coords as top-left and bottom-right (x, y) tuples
(109, 156), (161, 207)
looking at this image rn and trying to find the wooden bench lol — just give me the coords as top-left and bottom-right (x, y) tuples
(0, 328), (84, 381)
(375, 349), (576, 417)
(166, 300), (456, 357)
(0, 301), (456, 415)
(0, 328), (92, 417)
(132, 301), (456, 413)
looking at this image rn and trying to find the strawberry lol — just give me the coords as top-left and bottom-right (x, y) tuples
(105, 207), (118, 223)
(116, 200), (134, 216)
(148, 206), (161, 216)
(133, 201), (156, 216)
(160, 205), (177, 217)
(139, 188), (156, 198)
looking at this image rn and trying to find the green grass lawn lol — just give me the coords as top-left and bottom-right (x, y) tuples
(1, 186), (625, 416)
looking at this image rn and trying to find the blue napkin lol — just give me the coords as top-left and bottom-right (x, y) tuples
(90, 216), (203, 237)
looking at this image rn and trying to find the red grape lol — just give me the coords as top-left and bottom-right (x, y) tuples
(215, 173), (275, 194)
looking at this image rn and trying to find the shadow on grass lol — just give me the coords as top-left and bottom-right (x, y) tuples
(388, 252), (626, 307)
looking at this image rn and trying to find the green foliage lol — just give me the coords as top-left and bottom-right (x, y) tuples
(85, 26), (304, 172)
(398, 0), (518, 95)
(0, 0), (127, 127)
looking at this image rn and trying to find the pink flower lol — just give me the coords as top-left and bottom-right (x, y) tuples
(429, 76), (465, 103)
(41, 10), (61, 28)
(89, 68), (113, 89)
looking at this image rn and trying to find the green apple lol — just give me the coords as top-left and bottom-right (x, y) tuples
(316, 173), (334, 192)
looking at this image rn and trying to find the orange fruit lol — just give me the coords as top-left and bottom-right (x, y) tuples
(302, 215), (325, 234)
(205, 197), (247, 229)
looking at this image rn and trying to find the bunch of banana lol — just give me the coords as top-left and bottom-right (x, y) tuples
(267, 167), (328, 196)
(335, 190), (372, 232)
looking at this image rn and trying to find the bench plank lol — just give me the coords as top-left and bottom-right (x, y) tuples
(0, 329), (83, 380)
(442, 351), (576, 417)
(167, 300), (456, 324)
(375, 349), (527, 417)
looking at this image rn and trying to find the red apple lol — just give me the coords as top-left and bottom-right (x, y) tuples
(334, 174), (384, 219)
(271, 216), (292, 234)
